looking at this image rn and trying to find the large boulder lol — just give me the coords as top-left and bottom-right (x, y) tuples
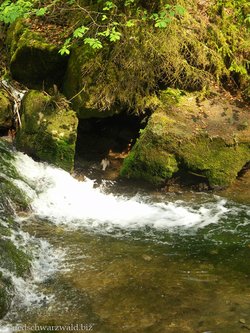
(16, 90), (78, 172)
(63, 46), (117, 119)
(6, 20), (68, 88)
(121, 89), (250, 187)
(0, 89), (12, 130)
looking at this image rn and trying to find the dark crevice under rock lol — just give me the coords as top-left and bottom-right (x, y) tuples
(74, 113), (146, 180)
(75, 113), (145, 162)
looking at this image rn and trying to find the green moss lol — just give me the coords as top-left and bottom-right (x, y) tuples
(121, 91), (250, 187)
(159, 88), (186, 105)
(16, 90), (78, 172)
(0, 89), (12, 129)
(6, 19), (68, 88)
(178, 137), (250, 186)
(121, 139), (179, 186)
(0, 239), (30, 277)
(63, 45), (117, 119)
(0, 279), (11, 319)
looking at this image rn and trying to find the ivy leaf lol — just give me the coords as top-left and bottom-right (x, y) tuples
(84, 38), (103, 49)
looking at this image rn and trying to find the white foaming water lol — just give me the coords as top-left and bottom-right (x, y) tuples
(13, 152), (229, 231)
(0, 227), (63, 309)
(0, 219), (64, 331)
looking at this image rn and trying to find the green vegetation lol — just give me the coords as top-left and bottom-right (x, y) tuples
(0, 89), (12, 129)
(1, 0), (249, 111)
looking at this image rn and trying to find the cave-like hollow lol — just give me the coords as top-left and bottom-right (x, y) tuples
(74, 112), (146, 176)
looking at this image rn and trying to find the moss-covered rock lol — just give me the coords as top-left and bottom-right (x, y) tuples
(0, 89), (12, 130)
(6, 19), (68, 88)
(121, 90), (250, 187)
(0, 275), (11, 319)
(120, 137), (179, 186)
(63, 46), (117, 119)
(0, 238), (30, 277)
(16, 90), (78, 172)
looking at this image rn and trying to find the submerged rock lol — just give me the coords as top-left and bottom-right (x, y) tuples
(6, 19), (68, 88)
(16, 90), (78, 172)
(121, 89), (250, 187)
(0, 88), (12, 131)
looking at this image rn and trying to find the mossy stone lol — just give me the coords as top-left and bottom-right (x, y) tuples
(63, 45), (116, 119)
(6, 19), (68, 88)
(16, 90), (78, 172)
(120, 135), (179, 186)
(121, 90), (250, 187)
(0, 239), (30, 277)
(0, 89), (12, 130)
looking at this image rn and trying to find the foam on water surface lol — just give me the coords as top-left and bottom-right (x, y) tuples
(13, 151), (231, 232)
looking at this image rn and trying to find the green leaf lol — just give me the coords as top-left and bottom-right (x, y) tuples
(175, 5), (186, 16)
(98, 28), (110, 37)
(125, 0), (135, 6)
(36, 7), (47, 16)
(150, 13), (159, 20)
(155, 20), (168, 28)
(84, 38), (103, 49)
(73, 26), (89, 38)
(164, 4), (171, 10)
(59, 47), (70, 55)
(103, 1), (116, 11)
(125, 19), (135, 27)
(109, 28), (122, 42)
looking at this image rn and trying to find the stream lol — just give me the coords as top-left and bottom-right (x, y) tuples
(0, 142), (250, 333)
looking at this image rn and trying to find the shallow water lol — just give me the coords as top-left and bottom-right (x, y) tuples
(0, 149), (250, 333)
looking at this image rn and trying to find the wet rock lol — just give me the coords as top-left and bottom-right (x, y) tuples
(16, 90), (78, 172)
(121, 89), (250, 187)
(6, 19), (68, 89)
